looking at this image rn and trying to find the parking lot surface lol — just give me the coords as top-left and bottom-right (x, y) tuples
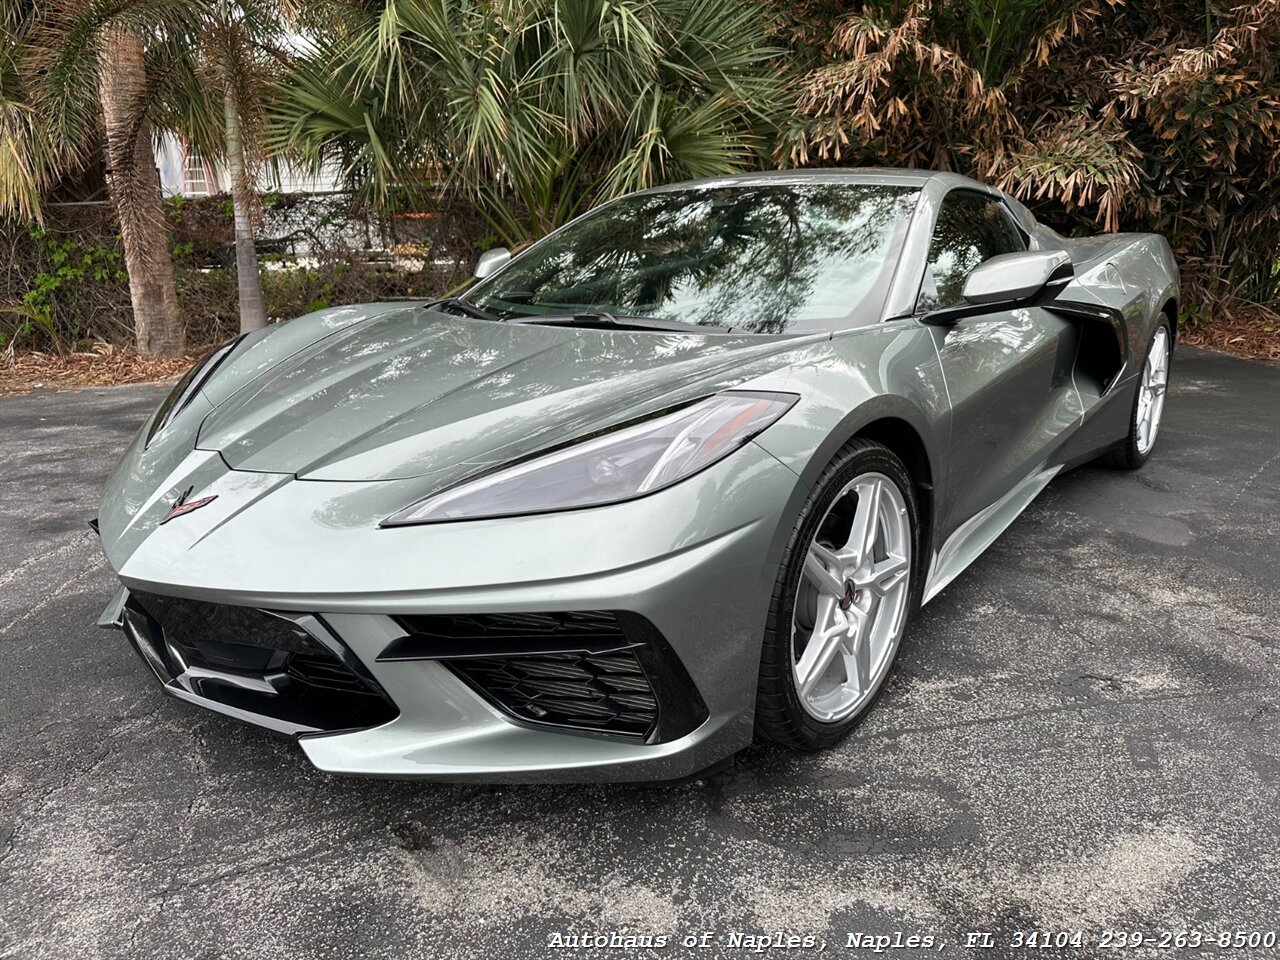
(1, 348), (1277, 959)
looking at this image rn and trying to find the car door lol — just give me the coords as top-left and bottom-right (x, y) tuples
(923, 190), (1083, 540)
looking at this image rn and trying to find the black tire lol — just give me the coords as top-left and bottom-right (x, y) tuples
(1099, 319), (1173, 470)
(755, 439), (921, 750)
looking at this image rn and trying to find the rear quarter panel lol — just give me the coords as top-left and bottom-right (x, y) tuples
(1029, 228), (1179, 466)
(1028, 225), (1180, 364)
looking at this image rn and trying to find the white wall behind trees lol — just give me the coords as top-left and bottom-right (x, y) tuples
(154, 132), (341, 198)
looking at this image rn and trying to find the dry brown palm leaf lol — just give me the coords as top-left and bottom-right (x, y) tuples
(789, 2), (1013, 168)
(0, 348), (199, 396)
(985, 113), (1144, 231)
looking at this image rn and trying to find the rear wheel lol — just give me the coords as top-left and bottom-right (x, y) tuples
(755, 441), (919, 750)
(1101, 321), (1171, 469)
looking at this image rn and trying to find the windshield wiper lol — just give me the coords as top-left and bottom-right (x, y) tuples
(427, 297), (501, 322)
(509, 312), (732, 334)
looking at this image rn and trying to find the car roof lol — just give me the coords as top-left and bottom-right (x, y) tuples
(638, 167), (997, 194)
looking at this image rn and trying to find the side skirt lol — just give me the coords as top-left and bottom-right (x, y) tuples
(920, 465), (1061, 604)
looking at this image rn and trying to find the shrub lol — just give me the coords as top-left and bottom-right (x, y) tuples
(0, 192), (485, 352)
(784, 0), (1280, 311)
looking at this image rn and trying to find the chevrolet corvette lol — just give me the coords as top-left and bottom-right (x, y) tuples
(95, 169), (1178, 781)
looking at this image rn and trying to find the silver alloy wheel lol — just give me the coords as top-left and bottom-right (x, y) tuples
(791, 471), (912, 723)
(1136, 326), (1171, 456)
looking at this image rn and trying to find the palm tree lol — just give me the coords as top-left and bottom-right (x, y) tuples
(164, 0), (295, 334)
(271, 0), (786, 246)
(0, 3), (54, 222)
(96, 26), (185, 356)
(20, 2), (196, 357)
(223, 90), (267, 332)
(18, 0), (300, 351)
(133, 0), (331, 337)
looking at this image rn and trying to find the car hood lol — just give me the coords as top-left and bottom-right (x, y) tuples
(196, 307), (819, 482)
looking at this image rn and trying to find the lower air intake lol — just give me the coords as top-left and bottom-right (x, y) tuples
(450, 650), (658, 737)
(387, 611), (707, 743)
(125, 591), (397, 735)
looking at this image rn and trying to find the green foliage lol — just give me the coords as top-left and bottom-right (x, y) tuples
(271, 0), (788, 245)
(1, 225), (128, 352)
(0, 5), (56, 222)
(0, 193), (481, 351)
(6, 0), (1278, 351)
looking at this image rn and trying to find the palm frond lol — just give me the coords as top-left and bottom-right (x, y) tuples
(269, 0), (785, 236)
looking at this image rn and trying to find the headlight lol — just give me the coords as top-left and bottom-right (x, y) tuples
(382, 391), (797, 526)
(145, 336), (242, 447)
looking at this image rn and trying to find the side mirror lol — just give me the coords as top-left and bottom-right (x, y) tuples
(921, 250), (1073, 325)
(473, 246), (511, 279)
(961, 249), (1072, 304)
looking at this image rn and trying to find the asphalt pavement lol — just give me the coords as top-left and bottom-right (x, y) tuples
(0, 348), (1277, 960)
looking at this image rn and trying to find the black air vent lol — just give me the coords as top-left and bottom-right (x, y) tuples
(384, 611), (629, 660)
(450, 650), (659, 738)
(382, 610), (707, 743)
(131, 591), (324, 658)
(125, 592), (397, 734)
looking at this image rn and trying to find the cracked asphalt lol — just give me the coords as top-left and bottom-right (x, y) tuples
(1, 347), (1277, 960)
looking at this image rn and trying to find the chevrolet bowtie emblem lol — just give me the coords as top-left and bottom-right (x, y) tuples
(160, 486), (218, 525)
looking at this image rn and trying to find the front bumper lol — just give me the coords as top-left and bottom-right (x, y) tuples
(99, 441), (799, 782)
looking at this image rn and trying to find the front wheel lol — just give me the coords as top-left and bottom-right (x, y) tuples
(1101, 322), (1172, 470)
(755, 440), (919, 750)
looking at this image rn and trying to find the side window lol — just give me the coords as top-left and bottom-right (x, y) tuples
(922, 192), (1027, 309)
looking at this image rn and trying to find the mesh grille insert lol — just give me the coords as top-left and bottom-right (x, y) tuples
(449, 650), (658, 738)
(385, 609), (708, 743)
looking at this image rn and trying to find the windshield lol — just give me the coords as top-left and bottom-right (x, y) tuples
(467, 183), (920, 334)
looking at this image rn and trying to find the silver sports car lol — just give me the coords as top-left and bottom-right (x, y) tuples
(95, 169), (1178, 781)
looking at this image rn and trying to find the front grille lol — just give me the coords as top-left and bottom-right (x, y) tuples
(386, 610), (707, 743)
(131, 591), (322, 659)
(125, 592), (397, 735)
(449, 650), (659, 737)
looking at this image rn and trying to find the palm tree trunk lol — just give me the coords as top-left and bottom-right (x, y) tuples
(97, 28), (184, 358)
(224, 92), (267, 333)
